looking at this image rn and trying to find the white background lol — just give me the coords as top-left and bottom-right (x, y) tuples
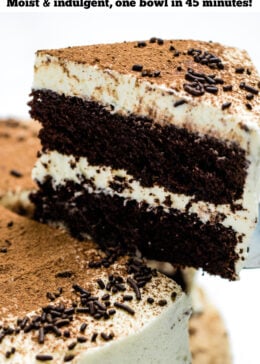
(0, 11), (260, 364)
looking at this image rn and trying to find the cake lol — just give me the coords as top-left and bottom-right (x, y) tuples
(0, 119), (40, 215)
(29, 39), (260, 279)
(0, 205), (192, 363)
(189, 289), (232, 364)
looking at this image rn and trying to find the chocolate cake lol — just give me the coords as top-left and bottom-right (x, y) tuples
(0, 119), (40, 215)
(29, 38), (260, 280)
(0, 205), (192, 363)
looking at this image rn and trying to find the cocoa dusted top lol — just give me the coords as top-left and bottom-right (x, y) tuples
(36, 38), (260, 114)
(0, 205), (129, 318)
(0, 204), (181, 319)
(0, 206), (187, 362)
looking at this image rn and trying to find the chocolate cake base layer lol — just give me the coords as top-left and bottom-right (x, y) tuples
(29, 89), (247, 206)
(31, 179), (239, 280)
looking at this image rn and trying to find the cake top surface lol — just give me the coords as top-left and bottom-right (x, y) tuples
(36, 38), (260, 119)
(0, 206), (187, 361)
(0, 119), (40, 196)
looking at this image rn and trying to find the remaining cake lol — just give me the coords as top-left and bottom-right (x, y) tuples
(29, 38), (260, 280)
(0, 205), (192, 363)
(189, 289), (232, 364)
(0, 119), (40, 215)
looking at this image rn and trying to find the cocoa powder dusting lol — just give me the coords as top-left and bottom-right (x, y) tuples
(0, 119), (41, 196)
(0, 205), (126, 318)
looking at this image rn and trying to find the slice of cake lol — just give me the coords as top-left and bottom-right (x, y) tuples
(0, 205), (192, 363)
(29, 39), (260, 280)
(0, 119), (40, 215)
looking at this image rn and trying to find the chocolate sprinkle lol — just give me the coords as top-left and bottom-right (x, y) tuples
(64, 354), (75, 362)
(91, 332), (98, 342)
(137, 41), (147, 48)
(235, 67), (245, 74)
(174, 99), (187, 107)
(77, 336), (87, 343)
(240, 83), (259, 95)
(114, 302), (135, 315)
(132, 64), (143, 72)
(223, 85), (233, 92)
(244, 85), (259, 95)
(55, 271), (73, 278)
(38, 327), (45, 344)
(157, 38), (164, 45)
(10, 169), (23, 178)
(158, 299), (168, 307)
(127, 277), (141, 300)
(5, 348), (15, 359)
(205, 85), (218, 94)
(246, 93), (254, 101)
(221, 102), (232, 110)
(149, 37), (156, 44)
(36, 354), (53, 361)
(101, 332), (114, 341)
(97, 278), (105, 289)
(184, 84), (204, 97)
(123, 294), (133, 301)
(171, 292), (177, 301)
(68, 341), (77, 350)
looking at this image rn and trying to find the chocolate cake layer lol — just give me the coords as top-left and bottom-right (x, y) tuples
(31, 178), (239, 280)
(29, 89), (247, 206)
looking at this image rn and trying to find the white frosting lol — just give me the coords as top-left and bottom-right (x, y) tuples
(33, 151), (259, 276)
(0, 270), (191, 364)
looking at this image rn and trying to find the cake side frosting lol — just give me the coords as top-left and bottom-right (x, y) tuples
(0, 206), (191, 364)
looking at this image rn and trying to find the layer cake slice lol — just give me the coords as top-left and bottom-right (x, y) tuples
(29, 38), (260, 280)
